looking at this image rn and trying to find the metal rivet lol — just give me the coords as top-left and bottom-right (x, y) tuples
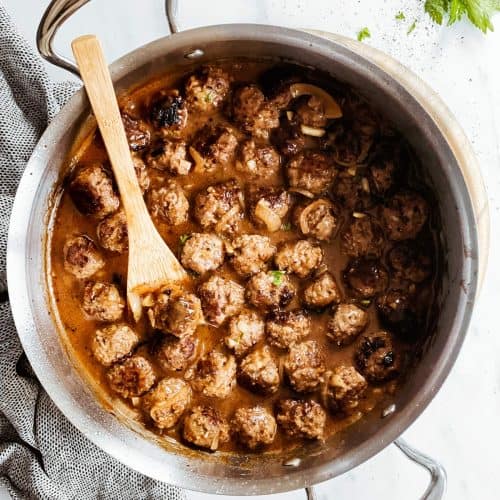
(283, 457), (301, 467)
(185, 49), (204, 59)
(382, 403), (396, 418)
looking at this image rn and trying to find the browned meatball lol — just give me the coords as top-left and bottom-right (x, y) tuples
(293, 198), (337, 241)
(231, 406), (277, 450)
(145, 140), (192, 175)
(225, 311), (265, 357)
(82, 281), (125, 322)
(142, 377), (192, 429)
(276, 399), (326, 439)
(322, 366), (367, 415)
(344, 259), (389, 298)
(147, 181), (189, 226)
(180, 233), (225, 275)
(286, 150), (336, 196)
(182, 405), (230, 451)
(246, 271), (295, 310)
(341, 215), (385, 258)
(369, 159), (396, 195)
(154, 334), (199, 372)
(265, 309), (310, 349)
(355, 331), (400, 383)
(388, 243), (431, 283)
(107, 355), (156, 398)
(69, 163), (120, 219)
(247, 186), (292, 232)
(236, 140), (281, 179)
(189, 350), (236, 399)
(198, 275), (245, 326)
(327, 304), (369, 346)
(97, 211), (128, 254)
(185, 65), (230, 112)
(121, 113), (150, 151)
(194, 180), (244, 235)
(91, 324), (139, 366)
(302, 272), (341, 309)
(284, 340), (325, 393)
(381, 192), (429, 241)
(232, 85), (279, 140)
(274, 239), (323, 279)
(148, 292), (203, 338)
(238, 346), (280, 395)
(191, 124), (238, 172)
(295, 95), (327, 128)
(376, 289), (417, 335)
(271, 120), (306, 157)
(150, 91), (188, 133)
(332, 170), (372, 211)
(63, 235), (104, 279)
(230, 234), (276, 277)
(133, 156), (150, 192)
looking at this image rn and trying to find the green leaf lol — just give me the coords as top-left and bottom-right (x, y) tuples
(424, 0), (449, 25)
(357, 27), (371, 42)
(179, 234), (191, 245)
(270, 270), (285, 286)
(407, 19), (417, 34)
(395, 11), (406, 20)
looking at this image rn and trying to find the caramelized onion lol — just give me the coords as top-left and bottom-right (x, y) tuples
(290, 83), (342, 119)
(254, 200), (282, 232)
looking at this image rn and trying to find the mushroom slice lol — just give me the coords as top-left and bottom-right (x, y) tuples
(290, 83), (343, 119)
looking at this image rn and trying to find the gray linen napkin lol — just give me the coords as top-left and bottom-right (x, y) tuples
(0, 6), (185, 500)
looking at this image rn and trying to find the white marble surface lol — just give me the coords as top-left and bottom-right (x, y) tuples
(1, 1), (500, 499)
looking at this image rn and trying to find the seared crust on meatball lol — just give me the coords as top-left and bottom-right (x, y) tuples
(69, 162), (120, 219)
(154, 334), (198, 372)
(91, 324), (139, 366)
(191, 124), (238, 171)
(185, 65), (230, 112)
(182, 405), (230, 451)
(388, 243), (431, 283)
(97, 211), (128, 254)
(265, 309), (310, 349)
(293, 198), (337, 241)
(82, 281), (125, 322)
(332, 170), (372, 211)
(230, 234), (276, 277)
(284, 340), (325, 393)
(236, 140), (281, 179)
(150, 91), (188, 133)
(327, 303), (369, 346)
(344, 258), (389, 298)
(147, 181), (189, 226)
(355, 331), (400, 383)
(246, 271), (295, 310)
(275, 239), (323, 279)
(142, 377), (192, 429)
(276, 399), (326, 439)
(295, 95), (327, 128)
(189, 350), (237, 399)
(63, 235), (104, 279)
(271, 120), (306, 157)
(181, 233), (225, 275)
(121, 113), (151, 151)
(198, 275), (244, 326)
(231, 406), (277, 449)
(369, 159), (396, 195)
(226, 311), (265, 357)
(247, 186), (292, 232)
(107, 355), (156, 398)
(238, 346), (280, 395)
(341, 215), (384, 258)
(376, 289), (416, 334)
(286, 150), (336, 195)
(302, 272), (341, 309)
(322, 365), (367, 415)
(145, 140), (192, 175)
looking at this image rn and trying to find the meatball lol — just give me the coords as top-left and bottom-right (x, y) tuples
(148, 292), (203, 338)
(194, 180), (244, 235)
(376, 289), (417, 335)
(295, 95), (327, 128)
(327, 303), (369, 346)
(185, 65), (230, 112)
(237, 346), (280, 395)
(388, 243), (431, 283)
(142, 377), (192, 429)
(271, 120), (306, 157)
(97, 211), (128, 254)
(344, 258), (389, 298)
(274, 239), (323, 279)
(332, 170), (372, 211)
(63, 235), (104, 279)
(284, 340), (325, 393)
(235, 140), (281, 179)
(247, 186), (292, 233)
(107, 355), (156, 398)
(355, 331), (400, 383)
(232, 84), (279, 139)
(91, 324), (139, 366)
(381, 192), (429, 241)
(147, 181), (189, 226)
(150, 91), (188, 133)
(82, 281), (125, 322)
(145, 140), (192, 175)
(198, 275), (244, 327)
(230, 234), (276, 277)
(69, 162), (119, 219)
(180, 233), (225, 275)
(265, 309), (310, 349)
(189, 350), (237, 399)
(231, 406), (277, 450)
(286, 150), (336, 196)
(133, 156), (150, 192)
(225, 311), (265, 357)
(191, 124), (238, 171)
(121, 113), (150, 151)
(154, 334), (199, 372)
(302, 272), (341, 309)
(341, 215), (385, 258)
(182, 405), (230, 451)
(276, 399), (326, 439)
(322, 365), (367, 415)
(369, 159), (396, 195)
(246, 271), (295, 310)
(293, 198), (337, 241)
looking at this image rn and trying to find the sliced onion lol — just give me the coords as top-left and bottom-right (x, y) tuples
(286, 110), (294, 121)
(189, 146), (205, 172)
(289, 187), (315, 199)
(290, 83), (343, 119)
(254, 200), (282, 232)
(300, 124), (326, 137)
(299, 199), (333, 234)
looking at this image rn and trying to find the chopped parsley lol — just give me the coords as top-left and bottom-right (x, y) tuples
(204, 91), (213, 103)
(179, 234), (191, 245)
(357, 27), (371, 42)
(395, 11), (406, 20)
(270, 270), (285, 286)
(281, 222), (292, 231)
(407, 19), (417, 34)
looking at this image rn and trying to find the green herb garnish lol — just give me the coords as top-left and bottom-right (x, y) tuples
(407, 19), (417, 34)
(179, 234), (191, 245)
(360, 299), (372, 307)
(281, 222), (292, 231)
(270, 270), (285, 286)
(357, 27), (371, 42)
(204, 91), (213, 103)
(395, 11), (406, 20)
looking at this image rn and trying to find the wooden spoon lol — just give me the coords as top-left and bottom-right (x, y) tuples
(72, 35), (187, 320)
